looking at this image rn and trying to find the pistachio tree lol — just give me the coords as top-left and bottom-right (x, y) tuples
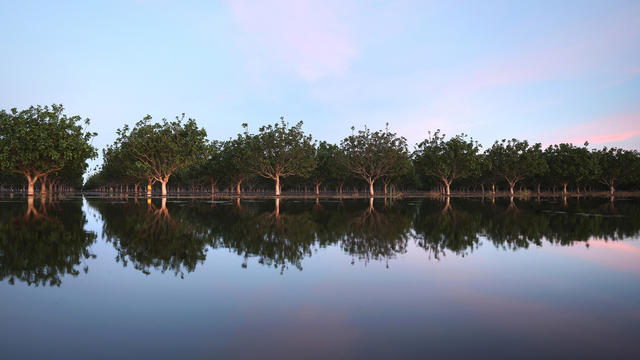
(248, 118), (316, 196)
(594, 147), (640, 195)
(341, 124), (409, 196)
(485, 139), (548, 196)
(309, 141), (341, 195)
(124, 114), (207, 196)
(222, 125), (253, 194)
(545, 142), (595, 195)
(0, 104), (97, 195)
(413, 130), (481, 196)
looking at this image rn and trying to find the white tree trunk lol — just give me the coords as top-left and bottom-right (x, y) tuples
(26, 174), (37, 196)
(161, 180), (168, 197)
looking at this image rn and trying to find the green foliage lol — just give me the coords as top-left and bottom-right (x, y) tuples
(310, 141), (341, 185)
(0, 104), (97, 190)
(201, 140), (225, 185)
(247, 117), (316, 194)
(221, 126), (253, 190)
(485, 139), (548, 194)
(106, 114), (208, 195)
(544, 142), (595, 191)
(341, 124), (409, 195)
(413, 129), (481, 194)
(127, 114), (207, 181)
(593, 147), (640, 194)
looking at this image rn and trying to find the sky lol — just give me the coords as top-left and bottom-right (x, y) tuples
(1, 0), (639, 172)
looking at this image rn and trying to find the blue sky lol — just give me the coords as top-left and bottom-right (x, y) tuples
(1, 0), (639, 172)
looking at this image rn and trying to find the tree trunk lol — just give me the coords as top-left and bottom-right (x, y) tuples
(236, 179), (243, 195)
(368, 179), (375, 196)
(509, 182), (515, 196)
(275, 175), (281, 196)
(211, 182), (216, 197)
(26, 173), (38, 196)
(610, 184), (615, 196)
(315, 182), (320, 196)
(134, 183), (139, 194)
(481, 183), (485, 195)
(443, 178), (451, 196)
(160, 176), (170, 197)
(563, 183), (568, 195)
(41, 175), (48, 196)
(384, 182), (389, 197)
(536, 183), (541, 195)
(339, 182), (344, 195)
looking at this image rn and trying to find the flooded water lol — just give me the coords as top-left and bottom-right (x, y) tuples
(1, 195), (639, 359)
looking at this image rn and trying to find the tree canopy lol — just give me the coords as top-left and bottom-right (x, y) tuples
(118, 114), (207, 196)
(485, 139), (548, 196)
(0, 104), (97, 195)
(247, 117), (316, 196)
(414, 130), (481, 195)
(341, 124), (409, 196)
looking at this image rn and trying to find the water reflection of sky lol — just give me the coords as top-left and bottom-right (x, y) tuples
(1, 198), (639, 359)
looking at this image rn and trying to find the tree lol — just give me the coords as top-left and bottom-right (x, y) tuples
(103, 126), (153, 194)
(485, 139), (548, 196)
(594, 147), (640, 195)
(0, 104), (97, 195)
(341, 124), (409, 196)
(414, 130), (481, 196)
(222, 125), (253, 195)
(248, 117), (316, 196)
(309, 141), (341, 195)
(545, 142), (595, 195)
(123, 114), (207, 196)
(202, 140), (225, 196)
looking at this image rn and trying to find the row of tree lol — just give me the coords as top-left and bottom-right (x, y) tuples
(86, 115), (640, 196)
(1, 105), (639, 196)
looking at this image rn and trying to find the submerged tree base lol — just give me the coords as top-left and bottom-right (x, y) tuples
(72, 190), (640, 200)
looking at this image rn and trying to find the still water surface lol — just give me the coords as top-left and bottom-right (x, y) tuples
(1, 196), (639, 359)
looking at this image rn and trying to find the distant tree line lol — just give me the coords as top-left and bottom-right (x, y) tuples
(2, 104), (640, 196)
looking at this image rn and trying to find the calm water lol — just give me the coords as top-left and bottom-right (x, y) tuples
(1, 195), (639, 359)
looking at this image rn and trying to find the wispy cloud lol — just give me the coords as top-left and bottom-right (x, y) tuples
(228, 0), (357, 82)
(543, 110), (640, 146)
(433, 7), (640, 113)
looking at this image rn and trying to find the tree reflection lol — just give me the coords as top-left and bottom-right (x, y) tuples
(338, 198), (413, 266)
(88, 198), (211, 277)
(213, 198), (319, 273)
(0, 197), (96, 286)
(86, 197), (640, 275)
(482, 198), (549, 250)
(413, 197), (482, 259)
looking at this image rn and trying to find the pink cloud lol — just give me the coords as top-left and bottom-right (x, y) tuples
(228, 0), (357, 82)
(544, 111), (640, 146)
